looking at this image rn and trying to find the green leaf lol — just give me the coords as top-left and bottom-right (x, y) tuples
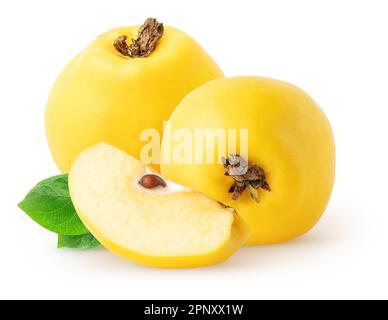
(58, 233), (100, 249)
(18, 174), (88, 235)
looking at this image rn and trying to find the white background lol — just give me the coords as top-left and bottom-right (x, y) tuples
(0, 0), (387, 300)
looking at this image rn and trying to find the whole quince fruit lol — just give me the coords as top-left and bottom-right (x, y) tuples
(46, 18), (223, 172)
(160, 77), (336, 245)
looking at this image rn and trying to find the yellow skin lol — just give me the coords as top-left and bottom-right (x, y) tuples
(161, 77), (336, 245)
(80, 208), (250, 269)
(46, 24), (223, 173)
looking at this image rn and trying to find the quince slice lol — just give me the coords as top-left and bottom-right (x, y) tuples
(69, 143), (250, 268)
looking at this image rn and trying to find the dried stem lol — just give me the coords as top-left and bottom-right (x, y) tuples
(114, 18), (164, 58)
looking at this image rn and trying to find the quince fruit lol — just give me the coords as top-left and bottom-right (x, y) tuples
(46, 18), (223, 173)
(69, 143), (250, 268)
(160, 77), (336, 245)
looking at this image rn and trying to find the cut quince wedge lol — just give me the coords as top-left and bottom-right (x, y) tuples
(69, 143), (250, 268)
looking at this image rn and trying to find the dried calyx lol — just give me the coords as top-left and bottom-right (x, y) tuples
(139, 174), (167, 189)
(222, 155), (270, 203)
(114, 18), (164, 58)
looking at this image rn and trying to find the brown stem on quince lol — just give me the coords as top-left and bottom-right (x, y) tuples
(114, 18), (164, 58)
(222, 155), (270, 203)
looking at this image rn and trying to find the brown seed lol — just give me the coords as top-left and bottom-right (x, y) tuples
(138, 174), (167, 189)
